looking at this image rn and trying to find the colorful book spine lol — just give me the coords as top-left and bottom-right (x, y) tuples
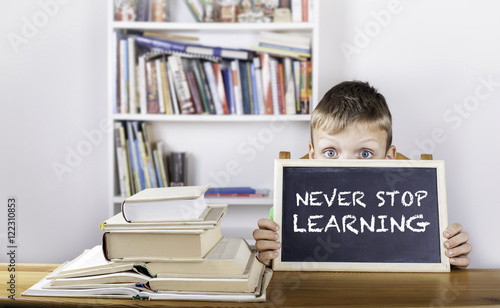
(166, 62), (180, 115)
(277, 62), (286, 115)
(168, 55), (196, 114)
(222, 68), (236, 114)
(231, 60), (244, 115)
(250, 62), (259, 115)
(213, 63), (229, 114)
(155, 59), (166, 114)
(127, 36), (138, 114)
(293, 60), (301, 114)
(138, 55), (147, 114)
(258, 42), (311, 56)
(119, 39), (129, 113)
(269, 58), (280, 115)
(159, 58), (172, 114)
(253, 57), (266, 115)
(259, 53), (273, 115)
(203, 61), (223, 115)
(185, 70), (204, 114)
(239, 62), (251, 114)
(191, 60), (211, 114)
(145, 60), (160, 114)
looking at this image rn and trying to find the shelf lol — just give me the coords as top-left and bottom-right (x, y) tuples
(111, 113), (310, 122)
(113, 195), (273, 206)
(112, 21), (314, 32)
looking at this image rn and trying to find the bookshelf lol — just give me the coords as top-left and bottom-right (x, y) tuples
(107, 0), (320, 243)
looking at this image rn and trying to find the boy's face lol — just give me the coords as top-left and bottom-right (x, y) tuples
(309, 122), (396, 160)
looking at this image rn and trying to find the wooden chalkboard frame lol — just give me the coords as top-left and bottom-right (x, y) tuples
(273, 159), (450, 272)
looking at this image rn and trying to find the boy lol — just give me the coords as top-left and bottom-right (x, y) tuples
(253, 81), (472, 268)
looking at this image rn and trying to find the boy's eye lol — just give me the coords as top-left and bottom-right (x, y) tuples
(359, 150), (374, 159)
(324, 150), (337, 158)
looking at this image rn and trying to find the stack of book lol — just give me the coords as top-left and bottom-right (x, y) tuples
(23, 186), (272, 302)
(114, 33), (312, 116)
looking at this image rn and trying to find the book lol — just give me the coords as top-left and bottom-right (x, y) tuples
(103, 205), (228, 231)
(300, 60), (309, 114)
(185, 70), (205, 114)
(145, 59), (160, 114)
(168, 152), (187, 187)
(137, 55), (147, 114)
(119, 39), (129, 113)
(155, 59), (166, 114)
(149, 251), (264, 293)
(239, 61), (251, 114)
(166, 61), (180, 114)
(283, 57), (296, 115)
(127, 36), (138, 114)
(168, 55), (196, 114)
(205, 187), (257, 194)
(259, 53), (273, 114)
(135, 35), (252, 61)
(269, 57), (280, 115)
(23, 246), (272, 302)
(154, 140), (169, 186)
(250, 45), (309, 61)
(158, 57), (172, 114)
(222, 67), (236, 114)
(293, 60), (301, 114)
(258, 42), (311, 56)
(252, 57), (266, 115)
(102, 224), (223, 261)
(121, 185), (210, 222)
(126, 121), (145, 192)
(192, 59), (215, 114)
(231, 60), (244, 115)
(213, 63), (229, 114)
(203, 61), (224, 115)
(258, 31), (311, 48)
(114, 122), (132, 197)
(250, 62), (259, 115)
(277, 62), (286, 114)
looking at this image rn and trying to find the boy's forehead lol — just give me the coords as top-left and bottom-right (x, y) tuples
(313, 122), (388, 147)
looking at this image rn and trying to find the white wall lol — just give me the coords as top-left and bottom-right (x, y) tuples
(317, 0), (500, 268)
(1, 0), (499, 268)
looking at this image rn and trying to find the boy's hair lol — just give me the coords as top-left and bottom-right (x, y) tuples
(310, 80), (393, 152)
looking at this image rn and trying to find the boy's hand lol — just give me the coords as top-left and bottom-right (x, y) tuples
(253, 218), (281, 266)
(444, 223), (471, 268)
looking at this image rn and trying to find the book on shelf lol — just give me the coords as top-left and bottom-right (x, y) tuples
(251, 45), (309, 61)
(277, 62), (286, 114)
(222, 67), (236, 114)
(252, 57), (266, 115)
(204, 187), (270, 198)
(231, 60), (244, 115)
(114, 123), (132, 198)
(128, 36), (139, 114)
(239, 61), (251, 114)
(283, 57), (296, 115)
(203, 61), (224, 115)
(145, 59), (160, 114)
(121, 185), (210, 222)
(185, 70), (205, 114)
(259, 53), (273, 115)
(168, 151), (187, 187)
(191, 59), (215, 114)
(135, 35), (252, 61)
(269, 57), (281, 115)
(213, 63), (230, 114)
(168, 55), (196, 114)
(119, 39), (129, 113)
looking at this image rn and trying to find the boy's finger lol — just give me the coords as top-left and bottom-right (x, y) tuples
(447, 243), (472, 258)
(257, 218), (279, 231)
(450, 255), (470, 268)
(444, 223), (463, 238)
(257, 250), (280, 266)
(255, 239), (281, 253)
(253, 229), (279, 241)
(444, 232), (469, 249)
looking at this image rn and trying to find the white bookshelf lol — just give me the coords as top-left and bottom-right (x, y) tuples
(107, 0), (320, 242)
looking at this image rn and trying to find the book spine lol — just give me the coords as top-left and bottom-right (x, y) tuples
(269, 58), (280, 115)
(119, 39), (129, 113)
(155, 59), (166, 114)
(213, 63), (229, 114)
(156, 140), (169, 187)
(191, 60), (211, 114)
(258, 42), (311, 55)
(302, 0), (308, 22)
(169, 152), (186, 186)
(135, 36), (186, 53)
(127, 37), (138, 114)
(159, 58), (172, 114)
(138, 56), (147, 114)
(291, 0), (302, 22)
(152, 149), (163, 187)
(277, 62), (286, 115)
(246, 61), (255, 115)
(259, 53), (273, 115)
(222, 68), (236, 114)
(284, 57), (296, 115)
(252, 57), (266, 115)
(197, 60), (216, 114)
(250, 62), (259, 115)
(141, 122), (158, 188)
(145, 60), (160, 114)
(114, 123), (127, 197)
(239, 62), (251, 114)
(293, 60), (301, 114)
(185, 70), (204, 114)
(300, 61), (309, 115)
(203, 61), (224, 115)
(166, 62), (180, 115)
(168, 55), (196, 114)
(231, 60), (244, 115)
(112, 31), (119, 114)
(136, 129), (152, 189)
(126, 121), (143, 192)
(306, 60), (312, 114)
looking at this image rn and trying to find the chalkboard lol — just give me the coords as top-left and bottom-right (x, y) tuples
(272, 159), (449, 272)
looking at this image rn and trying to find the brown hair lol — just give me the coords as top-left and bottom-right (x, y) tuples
(310, 81), (393, 151)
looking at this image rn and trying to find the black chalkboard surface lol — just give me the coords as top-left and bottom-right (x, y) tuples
(272, 159), (449, 272)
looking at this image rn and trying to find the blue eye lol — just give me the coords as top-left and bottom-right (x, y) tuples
(360, 150), (373, 159)
(324, 150), (337, 158)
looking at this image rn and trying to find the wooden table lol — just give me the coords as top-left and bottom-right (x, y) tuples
(1, 264), (500, 307)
